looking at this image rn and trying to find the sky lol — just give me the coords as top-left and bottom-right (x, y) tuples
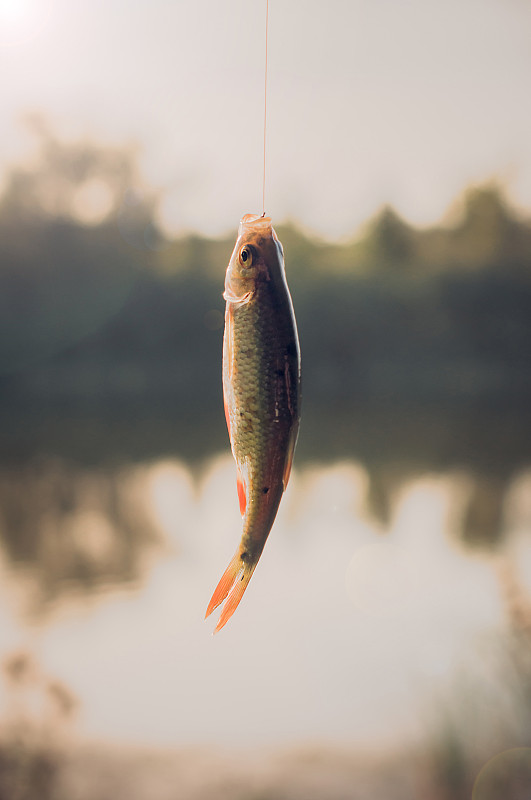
(1, 0), (531, 238)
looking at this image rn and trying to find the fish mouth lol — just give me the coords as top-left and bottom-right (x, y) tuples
(239, 213), (273, 237)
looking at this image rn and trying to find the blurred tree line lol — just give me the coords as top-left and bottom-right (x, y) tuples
(1, 124), (530, 492)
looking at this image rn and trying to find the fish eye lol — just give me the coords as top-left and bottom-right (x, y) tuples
(238, 245), (254, 268)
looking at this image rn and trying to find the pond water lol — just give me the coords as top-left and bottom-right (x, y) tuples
(1, 454), (530, 755)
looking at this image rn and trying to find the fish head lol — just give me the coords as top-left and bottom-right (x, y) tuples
(224, 213), (284, 304)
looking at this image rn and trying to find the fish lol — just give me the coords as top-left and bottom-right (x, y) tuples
(205, 213), (301, 633)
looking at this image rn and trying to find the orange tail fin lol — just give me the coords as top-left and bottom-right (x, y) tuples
(205, 550), (257, 634)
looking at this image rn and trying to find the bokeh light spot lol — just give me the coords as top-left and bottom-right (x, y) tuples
(72, 178), (114, 226)
(472, 748), (531, 800)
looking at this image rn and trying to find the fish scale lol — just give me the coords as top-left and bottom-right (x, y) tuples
(205, 214), (301, 633)
(232, 284), (285, 543)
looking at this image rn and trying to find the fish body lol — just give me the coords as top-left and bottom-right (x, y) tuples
(205, 213), (301, 633)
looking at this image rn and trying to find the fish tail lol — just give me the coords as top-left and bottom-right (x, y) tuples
(205, 549), (257, 634)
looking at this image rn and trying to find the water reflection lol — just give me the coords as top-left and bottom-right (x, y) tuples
(0, 456), (528, 612)
(0, 455), (530, 798)
(0, 458), (163, 616)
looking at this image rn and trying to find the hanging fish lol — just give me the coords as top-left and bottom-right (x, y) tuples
(205, 213), (301, 633)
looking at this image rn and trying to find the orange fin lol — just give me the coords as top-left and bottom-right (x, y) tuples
(236, 467), (247, 516)
(205, 551), (256, 634)
(205, 551), (242, 618)
(214, 566), (256, 633)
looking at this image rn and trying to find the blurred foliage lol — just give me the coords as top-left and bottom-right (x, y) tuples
(0, 124), (531, 524)
(427, 564), (531, 800)
(0, 651), (76, 800)
(0, 126), (530, 798)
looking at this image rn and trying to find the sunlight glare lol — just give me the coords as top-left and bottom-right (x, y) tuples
(0, 0), (54, 46)
(1, 0), (28, 21)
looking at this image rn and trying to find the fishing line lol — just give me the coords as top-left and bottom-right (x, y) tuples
(262, 0), (269, 216)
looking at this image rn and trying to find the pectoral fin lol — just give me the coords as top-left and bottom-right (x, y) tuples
(236, 466), (247, 516)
